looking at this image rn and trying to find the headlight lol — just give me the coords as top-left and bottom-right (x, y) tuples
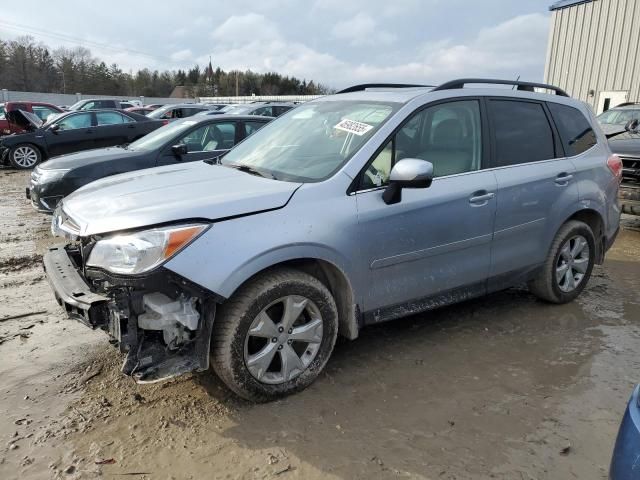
(33, 167), (69, 183)
(87, 224), (209, 275)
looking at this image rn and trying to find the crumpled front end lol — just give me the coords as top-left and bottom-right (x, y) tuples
(43, 241), (217, 383)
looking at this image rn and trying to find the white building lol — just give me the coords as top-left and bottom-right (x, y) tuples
(544, 0), (640, 113)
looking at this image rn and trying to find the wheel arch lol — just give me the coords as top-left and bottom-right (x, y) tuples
(563, 208), (605, 264)
(224, 256), (360, 341)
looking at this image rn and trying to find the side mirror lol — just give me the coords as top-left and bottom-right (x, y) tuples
(382, 158), (434, 205)
(171, 143), (188, 156)
(49, 124), (60, 133)
(625, 118), (639, 132)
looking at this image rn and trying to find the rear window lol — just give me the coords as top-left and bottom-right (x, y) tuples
(548, 103), (597, 156)
(488, 100), (555, 167)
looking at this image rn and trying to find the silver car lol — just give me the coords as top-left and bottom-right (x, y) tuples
(44, 79), (622, 401)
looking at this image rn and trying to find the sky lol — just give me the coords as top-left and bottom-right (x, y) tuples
(0, 0), (554, 89)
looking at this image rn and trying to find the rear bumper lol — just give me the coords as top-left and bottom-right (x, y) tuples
(610, 386), (640, 480)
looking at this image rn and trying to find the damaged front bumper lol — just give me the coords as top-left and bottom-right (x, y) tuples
(43, 244), (216, 383)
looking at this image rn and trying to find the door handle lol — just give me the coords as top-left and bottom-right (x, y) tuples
(555, 173), (573, 185)
(469, 191), (495, 205)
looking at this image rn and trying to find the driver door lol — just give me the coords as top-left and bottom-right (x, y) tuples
(156, 121), (239, 166)
(45, 112), (96, 156)
(354, 99), (497, 322)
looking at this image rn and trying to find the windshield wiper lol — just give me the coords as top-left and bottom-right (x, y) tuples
(225, 163), (277, 180)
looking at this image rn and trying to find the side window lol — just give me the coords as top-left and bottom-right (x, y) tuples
(178, 123), (236, 152)
(273, 106), (291, 116)
(80, 101), (97, 110)
(245, 121), (267, 136)
(179, 125), (208, 151)
(56, 113), (92, 130)
(211, 122), (236, 149)
(96, 111), (127, 125)
(547, 103), (597, 156)
(489, 100), (555, 166)
(359, 100), (483, 190)
(253, 106), (272, 116)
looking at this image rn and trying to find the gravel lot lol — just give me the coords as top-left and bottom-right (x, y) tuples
(1, 168), (639, 480)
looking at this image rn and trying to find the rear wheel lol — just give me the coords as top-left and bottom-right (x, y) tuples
(528, 220), (595, 304)
(211, 268), (338, 402)
(9, 144), (41, 169)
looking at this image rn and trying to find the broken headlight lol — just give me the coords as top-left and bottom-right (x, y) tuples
(87, 224), (209, 275)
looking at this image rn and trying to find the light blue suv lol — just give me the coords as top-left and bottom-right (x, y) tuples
(44, 79), (622, 401)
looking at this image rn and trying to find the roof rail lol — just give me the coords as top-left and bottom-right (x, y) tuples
(337, 83), (433, 94)
(431, 78), (569, 97)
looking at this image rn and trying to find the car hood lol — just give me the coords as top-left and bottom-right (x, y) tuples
(60, 161), (302, 235)
(40, 146), (142, 170)
(6, 109), (42, 130)
(609, 133), (640, 156)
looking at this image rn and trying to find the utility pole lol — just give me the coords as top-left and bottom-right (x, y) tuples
(235, 70), (239, 97)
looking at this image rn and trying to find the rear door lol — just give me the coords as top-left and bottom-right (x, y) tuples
(487, 98), (578, 289)
(45, 112), (96, 156)
(156, 120), (239, 166)
(94, 111), (134, 147)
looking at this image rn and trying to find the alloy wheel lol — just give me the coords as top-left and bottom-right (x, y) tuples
(556, 235), (590, 293)
(244, 295), (323, 385)
(12, 146), (39, 168)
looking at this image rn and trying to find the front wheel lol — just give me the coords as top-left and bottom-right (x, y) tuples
(528, 220), (595, 304)
(210, 268), (338, 402)
(9, 144), (42, 169)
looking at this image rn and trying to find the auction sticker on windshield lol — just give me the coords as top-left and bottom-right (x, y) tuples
(334, 119), (374, 136)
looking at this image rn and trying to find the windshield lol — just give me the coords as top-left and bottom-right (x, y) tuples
(220, 100), (400, 182)
(597, 109), (640, 125)
(0, 104), (5, 120)
(127, 118), (200, 151)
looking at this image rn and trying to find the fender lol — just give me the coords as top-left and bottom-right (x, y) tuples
(211, 242), (356, 301)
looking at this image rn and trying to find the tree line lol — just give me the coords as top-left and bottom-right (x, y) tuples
(0, 36), (331, 98)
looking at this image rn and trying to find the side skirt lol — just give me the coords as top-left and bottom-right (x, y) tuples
(362, 281), (486, 325)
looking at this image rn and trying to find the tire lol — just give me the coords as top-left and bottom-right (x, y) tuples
(9, 143), (42, 169)
(211, 267), (338, 402)
(528, 220), (596, 304)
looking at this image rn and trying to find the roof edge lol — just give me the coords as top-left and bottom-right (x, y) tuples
(549, 0), (594, 11)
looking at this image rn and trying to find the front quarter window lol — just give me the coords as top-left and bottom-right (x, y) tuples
(220, 100), (400, 182)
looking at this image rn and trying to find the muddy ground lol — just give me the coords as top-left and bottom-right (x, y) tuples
(0, 168), (639, 480)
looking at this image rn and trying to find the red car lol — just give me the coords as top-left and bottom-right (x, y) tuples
(0, 102), (64, 135)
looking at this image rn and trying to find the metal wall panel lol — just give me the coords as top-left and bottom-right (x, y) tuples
(544, 0), (640, 109)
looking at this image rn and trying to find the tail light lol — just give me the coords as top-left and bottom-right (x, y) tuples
(162, 120), (169, 126)
(607, 154), (623, 181)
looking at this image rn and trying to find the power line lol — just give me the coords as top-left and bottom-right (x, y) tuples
(0, 20), (175, 64)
